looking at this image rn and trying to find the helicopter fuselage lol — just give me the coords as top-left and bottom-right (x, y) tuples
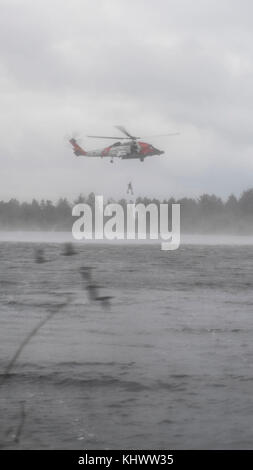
(70, 138), (164, 161)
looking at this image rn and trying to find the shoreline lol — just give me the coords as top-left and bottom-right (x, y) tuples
(1, 231), (253, 245)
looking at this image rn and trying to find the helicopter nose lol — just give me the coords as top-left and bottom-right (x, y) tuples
(152, 147), (164, 155)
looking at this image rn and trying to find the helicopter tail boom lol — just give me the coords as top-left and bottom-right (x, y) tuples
(69, 138), (87, 156)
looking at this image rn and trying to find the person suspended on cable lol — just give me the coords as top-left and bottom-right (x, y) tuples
(127, 181), (134, 196)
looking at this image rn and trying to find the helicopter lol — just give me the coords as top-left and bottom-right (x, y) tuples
(69, 125), (179, 163)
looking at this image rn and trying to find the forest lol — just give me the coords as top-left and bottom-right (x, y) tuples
(1, 189), (253, 233)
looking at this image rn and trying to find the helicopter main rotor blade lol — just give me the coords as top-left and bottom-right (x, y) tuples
(115, 125), (139, 140)
(142, 132), (180, 138)
(86, 129), (180, 140)
(87, 135), (129, 140)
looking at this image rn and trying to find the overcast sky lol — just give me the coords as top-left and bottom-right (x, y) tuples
(1, 0), (253, 201)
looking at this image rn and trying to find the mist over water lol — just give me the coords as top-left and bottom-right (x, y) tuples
(1, 242), (253, 449)
(1, 231), (253, 245)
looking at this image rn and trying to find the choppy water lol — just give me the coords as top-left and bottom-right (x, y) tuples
(0, 241), (253, 449)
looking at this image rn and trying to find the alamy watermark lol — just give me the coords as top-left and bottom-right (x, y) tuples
(72, 196), (180, 250)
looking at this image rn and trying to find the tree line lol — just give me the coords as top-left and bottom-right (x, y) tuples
(1, 189), (253, 233)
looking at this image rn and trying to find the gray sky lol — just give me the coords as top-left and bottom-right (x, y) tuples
(1, 0), (253, 201)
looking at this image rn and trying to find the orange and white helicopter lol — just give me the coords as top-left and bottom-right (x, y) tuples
(69, 125), (179, 163)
